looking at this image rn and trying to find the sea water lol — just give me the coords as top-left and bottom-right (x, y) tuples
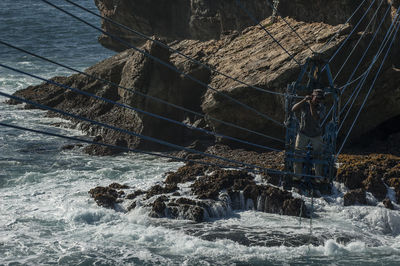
(1, 1), (400, 265)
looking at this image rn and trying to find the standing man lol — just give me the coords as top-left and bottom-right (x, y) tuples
(291, 89), (326, 179)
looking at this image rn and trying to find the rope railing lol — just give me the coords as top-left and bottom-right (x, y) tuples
(41, 0), (285, 128)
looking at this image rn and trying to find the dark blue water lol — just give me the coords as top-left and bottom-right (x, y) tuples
(1, 1), (400, 265)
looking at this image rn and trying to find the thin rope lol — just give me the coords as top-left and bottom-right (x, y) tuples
(337, 16), (400, 156)
(41, 0), (285, 127)
(0, 90), (326, 179)
(0, 43), (285, 145)
(63, 0), (291, 98)
(235, 0), (301, 66)
(328, 0), (377, 64)
(319, 0), (368, 53)
(321, 4), (394, 125)
(333, 0), (386, 81)
(0, 122), (243, 171)
(0, 62), (283, 152)
(338, 12), (400, 134)
(265, 0), (316, 54)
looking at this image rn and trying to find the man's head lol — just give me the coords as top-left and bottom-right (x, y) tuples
(311, 89), (325, 104)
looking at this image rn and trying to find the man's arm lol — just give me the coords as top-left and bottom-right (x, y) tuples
(292, 95), (312, 112)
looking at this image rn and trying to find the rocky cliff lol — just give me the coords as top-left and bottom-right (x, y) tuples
(9, 0), (400, 154)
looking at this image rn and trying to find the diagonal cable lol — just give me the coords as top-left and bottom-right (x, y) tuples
(0, 89), (325, 179)
(40, 0), (285, 127)
(337, 14), (400, 155)
(63, 0), (291, 98)
(333, 0), (386, 81)
(319, 0), (368, 53)
(0, 62), (283, 151)
(265, 0), (316, 54)
(0, 40), (283, 148)
(328, 0), (377, 64)
(235, 0), (301, 66)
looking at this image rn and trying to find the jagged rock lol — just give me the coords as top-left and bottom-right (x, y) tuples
(362, 173), (387, 201)
(191, 170), (254, 199)
(126, 190), (145, 199)
(164, 164), (210, 185)
(95, 0), (272, 51)
(336, 164), (367, 190)
(387, 178), (400, 203)
(383, 198), (394, 210)
(150, 196), (167, 217)
(146, 184), (178, 199)
(343, 188), (367, 206)
(109, 183), (130, 189)
(88, 186), (121, 208)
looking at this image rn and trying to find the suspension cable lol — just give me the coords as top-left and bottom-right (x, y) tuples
(265, 0), (316, 54)
(235, 0), (301, 66)
(62, 0), (291, 98)
(321, 4), (394, 125)
(0, 40), (283, 151)
(0, 90), (326, 179)
(318, 0), (368, 53)
(40, 0), (285, 127)
(328, 0), (377, 64)
(337, 16), (400, 156)
(338, 11), (400, 134)
(333, 0), (386, 81)
(0, 62), (284, 152)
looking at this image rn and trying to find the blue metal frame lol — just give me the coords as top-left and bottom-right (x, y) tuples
(284, 57), (339, 183)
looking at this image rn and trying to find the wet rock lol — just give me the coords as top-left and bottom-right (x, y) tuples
(126, 190), (145, 199)
(88, 186), (120, 208)
(387, 178), (400, 202)
(150, 196), (167, 217)
(146, 184), (178, 199)
(127, 201), (137, 211)
(283, 198), (307, 217)
(109, 183), (130, 189)
(61, 144), (83, 150)
(343, 189), (367, 206)
(191, 170), (254, 199)
(362, 173), (387, 201)
(336, 164), (367, 190)
(164, 164), (210, 185)
(383, 198), (394, 210)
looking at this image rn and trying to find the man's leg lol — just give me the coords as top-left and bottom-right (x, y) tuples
(311, 135), (324, 178)
(293, 133), (309, 180)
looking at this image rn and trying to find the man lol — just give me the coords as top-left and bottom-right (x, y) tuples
(291, 89), (326, 179)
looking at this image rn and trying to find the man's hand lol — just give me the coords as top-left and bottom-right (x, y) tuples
(305, 95), (312, 103)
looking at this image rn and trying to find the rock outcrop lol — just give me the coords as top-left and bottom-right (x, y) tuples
(88, 164), (308, 222)
(337, 153), (400, 204)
